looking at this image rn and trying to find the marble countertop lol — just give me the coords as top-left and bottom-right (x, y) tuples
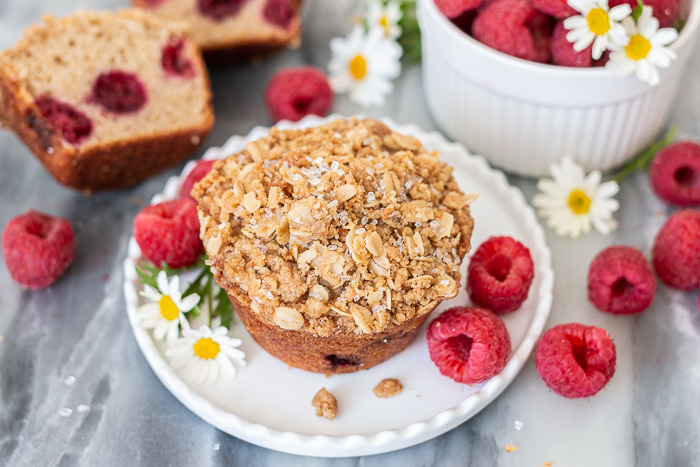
(2, 0), (700, 465)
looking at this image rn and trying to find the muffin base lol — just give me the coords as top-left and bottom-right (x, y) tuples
(228, 292), (434, 375)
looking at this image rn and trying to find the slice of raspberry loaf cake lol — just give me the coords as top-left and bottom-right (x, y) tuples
(0, 10), (214, 191)
(131, 0), (303, 64)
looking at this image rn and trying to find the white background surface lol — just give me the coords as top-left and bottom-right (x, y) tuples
(0, 0), (699, 465)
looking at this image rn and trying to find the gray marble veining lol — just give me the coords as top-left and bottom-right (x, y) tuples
(1, 0), (700, 465)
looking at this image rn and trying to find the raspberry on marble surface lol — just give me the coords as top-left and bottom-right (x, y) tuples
(535, 323), (616, 398)
(652, 209), (700, 290)
(2, 211), (76, 289)
(648, 141), (700, 207)
(587, 246), (656, 314)
(265, 67), (333, 122)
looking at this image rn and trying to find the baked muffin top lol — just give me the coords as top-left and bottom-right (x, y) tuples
(193, 118), (475, 337)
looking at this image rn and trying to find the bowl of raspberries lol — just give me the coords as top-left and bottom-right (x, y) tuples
(418, 0), (700, 177)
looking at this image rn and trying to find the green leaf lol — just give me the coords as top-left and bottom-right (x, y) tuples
(631, 0), (644, 21)
(135, 264), (159, 290)
(188, 305), (202, 320)
(398, 0), (422, 63)
(675, 17), (685, 32)
(611, 127), (678, 183)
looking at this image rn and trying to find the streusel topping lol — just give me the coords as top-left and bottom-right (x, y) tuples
(193, 118), (475, 337)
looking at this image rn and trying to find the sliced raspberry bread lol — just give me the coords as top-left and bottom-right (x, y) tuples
(0, 10), (214, 191)
(131, 0), (303, 64)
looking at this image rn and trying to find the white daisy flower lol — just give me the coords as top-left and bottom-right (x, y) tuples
(532, 157), (620, 239)
(138, 271), (199, 346)
(328, 25), (402, 108)
(366, 0), (403, 40)
(166, 325), (246, 385)
(563, 0), (631, 60)
(605, 6), (678, 85)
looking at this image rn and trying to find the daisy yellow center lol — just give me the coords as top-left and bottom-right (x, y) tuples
(193, 338), (220, 360)
(625, 34), (651, 60)
(159, 295), (179, 321)
(568, 189), (592, 215)
(380, 15), (390, 34)
(349, 54), (367, 80)
(586, 8), (610, 36)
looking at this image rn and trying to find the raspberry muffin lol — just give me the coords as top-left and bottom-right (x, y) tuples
(193, 118), (475, 374)
(132, 0), (303, 64)
(0, 10), (214, 191)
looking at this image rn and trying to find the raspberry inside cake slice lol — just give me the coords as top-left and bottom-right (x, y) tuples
(0, 10), (214, 190)
(132, 0), (302, 62)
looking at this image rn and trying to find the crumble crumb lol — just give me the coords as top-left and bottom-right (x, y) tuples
(194, 118), (475, 338)
(543, 462), (553, 467)
(312, 387), (337, 420)
(505, 444), (519, 452)
(373, 378), (403, 398)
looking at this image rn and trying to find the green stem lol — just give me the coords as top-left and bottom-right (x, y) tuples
(611, 127), (678, 183)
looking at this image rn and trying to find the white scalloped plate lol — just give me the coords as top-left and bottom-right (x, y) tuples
(123, 114), (553, 457)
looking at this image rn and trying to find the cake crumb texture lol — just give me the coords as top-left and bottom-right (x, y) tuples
(373, 378), (403, 398)
(312, 387), (337, 420)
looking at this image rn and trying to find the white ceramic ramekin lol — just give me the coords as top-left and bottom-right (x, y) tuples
(418, 0), (700, 177)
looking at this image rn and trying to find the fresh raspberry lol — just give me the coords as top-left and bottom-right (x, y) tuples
(587, 246), (656, 314)
(648, 141), (700, 207)
(593, 50), (610, 67)
(550, 21), (593, 67)
(451, 8), (479, 34)
(179, 159), (216, 200)
(472, 0), (552, 64)
(426, 306), (511, 384)
(133, 199), (202, 268)
(531, 0), (576, 18)
(535, 323), (616, 398)
(263, 0), (296, 28)
(265, 67), (333, 122)
(435, 0), (483, 18)
(35, 95), (93, 145)
(162, 38), (195, 79)
(467, 236), (535, 314)
(652, 210), (700, 290)
(2, 211), (76, 289)
(198, 0), (248, 20)
(609, 0), (680, 28)
(91, 71), (147, 114)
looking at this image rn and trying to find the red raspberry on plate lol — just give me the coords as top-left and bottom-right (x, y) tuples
(467, 236), (535, 314)
(435, 0), (483, 18)
(587, 246), (656, 314)
(133, 198), (202, 268)
(535, 323), (616, 398)
(531, 0), (576, 18)
(652, 210), (700, 290)
(265, 67), (333, 122)
(472, 0), (552, 64)
(648, 141), (700, 207)
(550, 20), (593, 67)
(180, 159), (216, 200)
(609, 0), (680, 28)
(426, 306), (511, 384)
(2, 211), (76, 289)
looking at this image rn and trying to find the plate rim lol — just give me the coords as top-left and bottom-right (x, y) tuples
(122, 114), (554, 457)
